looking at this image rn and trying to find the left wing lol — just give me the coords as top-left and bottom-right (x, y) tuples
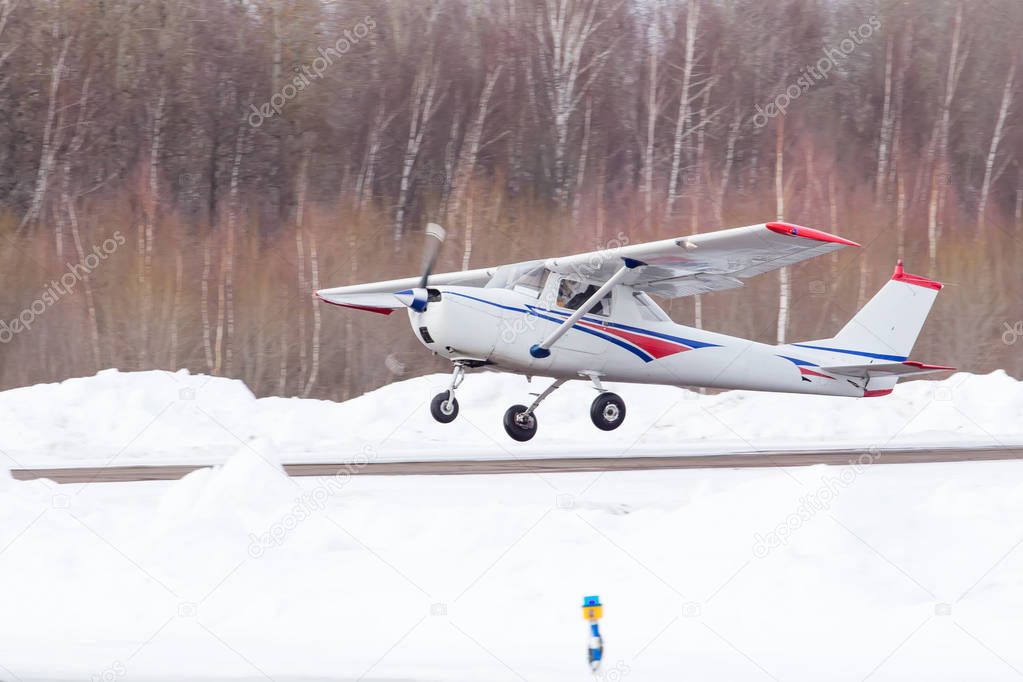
(316, 266), (497, 314)
(546, 221), (860, 298)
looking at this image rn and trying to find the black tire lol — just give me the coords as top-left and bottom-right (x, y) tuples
(503, 404), (538, 442)
(430, 392), (459, 423)
(590, 392), (626, 431)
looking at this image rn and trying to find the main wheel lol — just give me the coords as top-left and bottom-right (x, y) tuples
(590, 392), (626, 431)
(503, 404), (538, 442)
(430, 392), (459, 423)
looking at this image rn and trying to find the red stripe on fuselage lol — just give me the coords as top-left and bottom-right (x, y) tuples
(575, 320), (691, 359)
(798, 367), (835, 380)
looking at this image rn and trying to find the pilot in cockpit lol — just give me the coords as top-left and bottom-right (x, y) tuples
(558, 279), (606, 316)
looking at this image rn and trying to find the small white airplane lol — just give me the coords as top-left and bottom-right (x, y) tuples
(317, 221), (953, 441)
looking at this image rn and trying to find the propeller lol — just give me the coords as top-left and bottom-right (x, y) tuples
(395, 222), (447, 312)
(418, 222), (447, 288)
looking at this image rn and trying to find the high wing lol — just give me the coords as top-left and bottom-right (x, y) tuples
(545, 221), (859, 298)
(316, 266), (497, 314)
(316, 221), (859, 313)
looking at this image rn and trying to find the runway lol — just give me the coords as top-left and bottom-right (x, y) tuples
(10, 446), (1023, 484)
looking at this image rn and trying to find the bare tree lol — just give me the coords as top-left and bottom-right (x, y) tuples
(534, 0), (613, 203)
(977, 57), (1017, 230)
(665, 0), (700, 219)
(20, 29), (72, 232)
(775, 114), (789, 344)
(394, 62), (442, 241)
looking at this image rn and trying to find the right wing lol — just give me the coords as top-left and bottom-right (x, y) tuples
(545, 221), (860, 298)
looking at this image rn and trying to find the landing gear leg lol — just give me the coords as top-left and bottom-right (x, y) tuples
(430, 363), (466, 424)
(503, 378), (566, 442)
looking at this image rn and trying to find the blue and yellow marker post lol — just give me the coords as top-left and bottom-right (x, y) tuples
(582, 595), (604, 672)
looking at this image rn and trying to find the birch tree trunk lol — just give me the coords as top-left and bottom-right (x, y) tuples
(713, 108), (741, 226)
(1015, 167), (1023, 231)
(928, 2), (965, 270)
(21, 31), (72, 232)
(295, 149), (310, 380)
(775, 115), (789, 344)
(447, 65), (501, 221)
(355, 108), (395, 210)
(642, 9), (658, 227)
(537, 0), (609, 204)
(170, 251), (182, 369)
(572, 96), (592, 224)
(977, 59), (1016, 230)
(394, 64), (441, 242)
(201, 240), (215, 371)
(214, 120), (247, 375)
(139, 87), (165, 368)
(665, 0), (699, 219)
(59, 75), (100, 370)
(875, 33), (894, 209)
(302, 231), (322, 397)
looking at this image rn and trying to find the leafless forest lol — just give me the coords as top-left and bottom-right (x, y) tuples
(1, 0), (1021, 400)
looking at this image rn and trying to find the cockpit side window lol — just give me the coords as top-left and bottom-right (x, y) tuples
(633, 291), (670, 321)
(556, 277), (611, 317)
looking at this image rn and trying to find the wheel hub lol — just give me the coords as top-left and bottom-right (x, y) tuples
(602, 403), (620, 422)
(515, 412), (535, 428)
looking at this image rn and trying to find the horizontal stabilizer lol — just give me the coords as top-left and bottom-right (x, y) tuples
(822, 360), (956, 379)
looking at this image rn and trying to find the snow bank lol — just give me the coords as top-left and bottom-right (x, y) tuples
(2, 445), (1023, 680)
(1, 368), (1021, 468)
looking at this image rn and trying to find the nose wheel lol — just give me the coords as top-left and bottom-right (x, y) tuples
(590, 392), (625, 431)
(430, 362), (466, 424)
(430, 392), (459, 423)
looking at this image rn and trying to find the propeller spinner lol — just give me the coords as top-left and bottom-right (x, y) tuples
(394, 223), (446, 312)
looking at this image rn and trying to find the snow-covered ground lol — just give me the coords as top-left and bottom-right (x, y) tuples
(3, 444), (1023, 681)
(1, 369), (1021, 469)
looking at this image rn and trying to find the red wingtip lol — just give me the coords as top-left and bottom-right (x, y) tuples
(314, 292), (395, 315)
(765, 222), (861, 247)
(891, 261), (943, 290)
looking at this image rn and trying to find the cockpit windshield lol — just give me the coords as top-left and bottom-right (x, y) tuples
(485, 260), (549, 297)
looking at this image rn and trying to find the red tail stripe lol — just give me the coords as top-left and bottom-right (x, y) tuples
(576, 320), (690, 359)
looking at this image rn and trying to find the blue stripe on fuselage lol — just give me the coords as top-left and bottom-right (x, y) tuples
(778, 355), (818, 367)
(445, 291), (716, 362)
(790, 344), (908, 362)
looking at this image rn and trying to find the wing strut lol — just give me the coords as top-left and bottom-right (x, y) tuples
(529, 259), (645, 359)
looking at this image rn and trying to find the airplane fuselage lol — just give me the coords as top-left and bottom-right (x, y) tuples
(410, 284), (874, 398)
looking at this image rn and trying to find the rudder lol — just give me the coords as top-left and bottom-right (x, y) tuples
(806, 260), (942, 361)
